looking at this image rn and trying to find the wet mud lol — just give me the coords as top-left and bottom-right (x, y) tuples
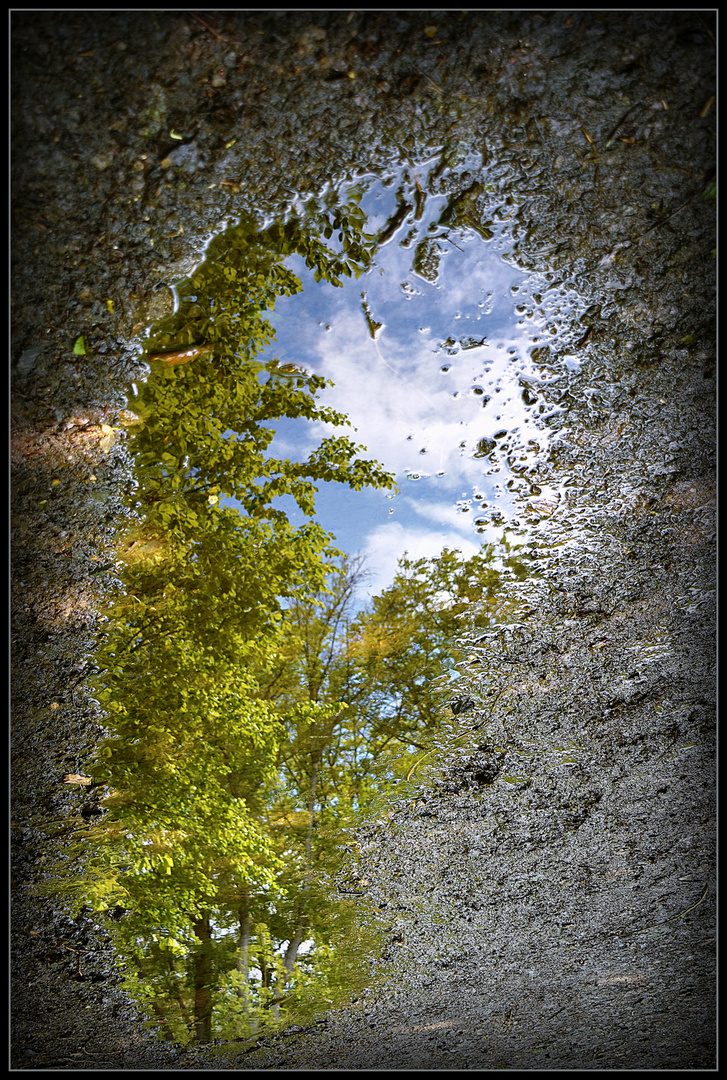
(12, 11), (715, 1070)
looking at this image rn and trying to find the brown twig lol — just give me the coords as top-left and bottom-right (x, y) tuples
(637, 197), (691, 238)
(615, 882), (710, 936)
(603, 101), (644, 148)
(189, 12), (244, 46)
(565, 882), (710, 946)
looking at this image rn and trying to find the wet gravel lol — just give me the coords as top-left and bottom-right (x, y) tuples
(12, 11), (715, 1070)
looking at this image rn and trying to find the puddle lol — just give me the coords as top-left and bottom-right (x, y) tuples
(55, 147), (603, 1051)
(141, 150), (593, 596)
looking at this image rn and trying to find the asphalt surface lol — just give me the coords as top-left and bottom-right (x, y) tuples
(12, 11), (715, 1070)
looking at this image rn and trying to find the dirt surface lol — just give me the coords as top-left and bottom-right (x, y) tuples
(12, 11), (715, 1070)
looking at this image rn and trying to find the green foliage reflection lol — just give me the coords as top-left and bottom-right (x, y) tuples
(54, 196), (515, 1049)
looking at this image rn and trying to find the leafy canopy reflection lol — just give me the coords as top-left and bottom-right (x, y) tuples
(62, 195), (512, 1047)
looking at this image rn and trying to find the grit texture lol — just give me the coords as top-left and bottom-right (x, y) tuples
(12, 11), (715, 1070)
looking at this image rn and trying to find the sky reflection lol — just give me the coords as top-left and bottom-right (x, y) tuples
(258, 165), (579, 595)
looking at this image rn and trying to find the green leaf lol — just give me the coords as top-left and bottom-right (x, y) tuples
(73, 335), (87, 355)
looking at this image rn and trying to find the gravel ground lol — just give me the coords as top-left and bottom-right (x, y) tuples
(12, 11), (715, 1070)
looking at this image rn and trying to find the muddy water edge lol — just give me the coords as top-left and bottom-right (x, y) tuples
(11, 11), (715, 1070)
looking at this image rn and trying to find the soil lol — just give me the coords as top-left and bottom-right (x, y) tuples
(12, 11), (715, 1070)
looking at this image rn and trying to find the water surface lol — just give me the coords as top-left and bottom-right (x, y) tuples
(246, 156), (589, 593)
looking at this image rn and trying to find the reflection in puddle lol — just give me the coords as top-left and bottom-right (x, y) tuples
(58, 147), (598, 1051)
(250, 155), (590, 593)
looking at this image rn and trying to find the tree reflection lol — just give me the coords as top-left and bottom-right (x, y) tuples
(52, 184), (521, 1047)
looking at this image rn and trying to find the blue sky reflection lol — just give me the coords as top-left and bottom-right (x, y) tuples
(249, 167), (576, 595)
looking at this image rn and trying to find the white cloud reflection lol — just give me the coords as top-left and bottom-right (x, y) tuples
(259, 176), (567, 593)
(359, 520), (481, 599)
(267, 236), (544, 494)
